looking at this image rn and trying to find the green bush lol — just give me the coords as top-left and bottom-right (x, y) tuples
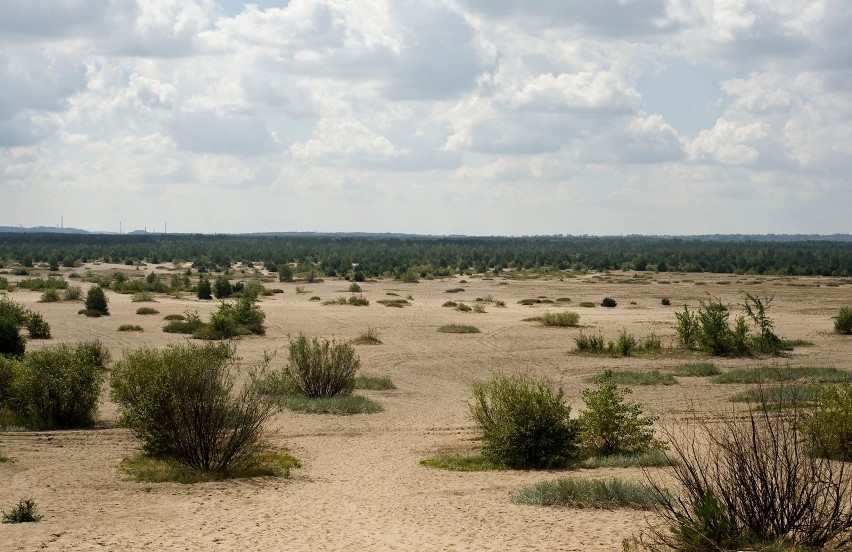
(118, 324), (143, 332)
(62, 286), (82, 301)
(348, 282), (362, 293)
(615, 329), (637, 356)
(203, 297), (266, 339)
(136, 307), (159, 315)
(661, 297), (671, 306)
(25, 312), (51, 339)
(110, 342), (274, 472)
(578, 371), (663, 456)
(196, 275), (212, 300)
(2, 498), (41, 523)
(348, 295), (369, 306)
(85, 285), (109, 316)
(0, 356), (15, 406)
(0, 315), (25, 358)
(163, 311), (204, 334)
(283, 335), (360, 398)
(11, 341), (109, 428)
(437, 324), (480, 334)
(540, 311), (580, 327)
(672, 362), (719, 377)
(836, 307), (852, 335)
(575, 332), (606, 352)
(278, 264), (293, 282)
(807, 383), (852, 461)
(213, 275), (232, 299)
(601, 297), (617, 308)
(279, 394), (382, 415)
(470, 373), (578, 469)
(39, 288), (60, 303)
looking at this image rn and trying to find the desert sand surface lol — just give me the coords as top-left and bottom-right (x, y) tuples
(2, 264), (851, 551)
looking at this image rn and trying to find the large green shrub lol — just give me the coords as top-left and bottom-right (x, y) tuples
(0, 315), (24, 358)
(25, 312), (51, 340)
(201, 297), (266, 339)
(110, 342), (274, 472)
(677, 298), (751, 356)
(11, 341), (109, 429)
(470, 373), (577, 469)
(85, 285), (109, 315)
(283, 335), (360, 398)
(196, 275), (212, 300)
(213, 276), (232, 299)
(278, 264), (293, 282)
(836, 307), (852, 335)
(807, 383), (852, 461)
(577, 371), (662, 456)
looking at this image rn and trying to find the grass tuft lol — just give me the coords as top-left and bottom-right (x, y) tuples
(671, 362), (720, 377)
(279, 394), (383, 415)
(352, 327), (382, 345)
(588, 370), (676, 386)
(117, 324), (144, 332)
(510, 477), (663, 509)
(577, 449), (674, 469)
(136, 307), (159, 315)
(119, 453), (300, 483)
(540, 311), (580, 327)
(437, 324), (480, 334)
(729, 384), (820, 405)
(711, 366), (850, 384)
(419, 453), (503, 472)
(353, 375), (396, 390)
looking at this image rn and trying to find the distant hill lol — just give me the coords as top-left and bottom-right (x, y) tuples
(0, 226), (93, 234)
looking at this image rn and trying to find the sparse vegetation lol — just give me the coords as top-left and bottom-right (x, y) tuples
(710, 366), (849, 384)
(437, 324), (480, 334)
(836, 307), (852, 335)
(163, 311), (204, 334)
(588, 370), (676, 386)
(348, 282), (362, 293)
(671, 362), (719, 377)
(579, 301), (596, 308)
(120, 452), (300, 483)
(352, 327), (382, 345)
(419, 453), (502, 472)
(601, 297), (618, 308)
(446, 288), (465, 293)
(118, 324), (143, 332)
(353, 375), (396, 390)
(540, 311), (580, 327)
(281, 336), (360, 398)
(2, 498), (42, 523)
(131, 291), (155, 302)
(136, 307), (159, 315)
(279, 394), (383, 415)
(806, 383), (852, 461)
(511, 478), (662, 510)
(377, 298), (408, 308)
(39, 288), (60, 303)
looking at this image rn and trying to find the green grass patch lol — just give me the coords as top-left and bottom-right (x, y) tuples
(437, 324), (480, 334)
(163, 314), (185, 321)
(577, 449), (675, 469)
(671, 362), (720, 377)
(510, 477), (663, 509)
(587, 370), (676, 386)
(117, 324), (144, 332)
(729, 384), (820, 405)
(163, 319), (204, 334)
(711, 366), (850, 384)
(353, 375), (396, 390)
(377, 299), (409, 308)
(578, 301), (596, 308)
(136, 307), (159, 315)
(445, 288), (465, 293)
(119, 453), (300, 483)
(419, 453), (503, 472)
(280, 394), (383, 415)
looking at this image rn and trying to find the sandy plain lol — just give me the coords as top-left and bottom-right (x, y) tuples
(1, 264), (851, 551)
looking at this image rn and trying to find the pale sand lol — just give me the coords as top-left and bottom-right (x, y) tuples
(2, 266), (850, 551)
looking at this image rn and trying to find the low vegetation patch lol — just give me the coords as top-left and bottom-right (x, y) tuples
(577, 449), (673, 469)
(836, 307), (852, 335)
(2, 498), (42, 523)
(120, 452), (300, 483)
(353, 375), (396, 390)
(351, 327), (382, 345)
(574, 330), (663, 357)
(601, 297), (618, 308)
(671, 362), (720, 377)
(136, 307), (159, 315)
(729, 384), (819, 405)
(377, 299), (409, 308)
(579, 301), (596, 308)
(324, 295), (369, 306)
(163, 313), (185, 321)
(162, 311), (204, 334)
(442, 301), (457, 308)
(419, 453), (503, 472)
(710, 366), (850, 384)
(540, 311), (580, 327)
(437, 324), (480, 334)
(131, 292), (156, 302)
(511, 478), (663, 510)
(587, 370), (676, 386)
(279, 394), (383, 415)
(445, 288), (465, 293)
(118, 324), (143, 332)
(455, 302), (472, 312)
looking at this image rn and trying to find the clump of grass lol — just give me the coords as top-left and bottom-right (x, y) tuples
(540, 311), (580, 327)
(711, 366), (850, 384)
(419, 453), (503, 472)
(437, 324), (480, 334)
(348, 283), (362, 293)
(163, 313), (185, 321)
(522, 316), (543, 322)
(279, 394), (383, 415)
(352, 327), (382, 345)
(473, 304), (486, 313)
(446, 288), (465, 293)
(511, 478), (663, 509)
(136, 307), (159, 315)
(120, 453), (300, 483)
(578, 449), (674, 469)
(353, 375), (396, 390)
(556, 297), (571, 303)
(39, 289), (61, 302)
(131, 292), (156, 302)
(62, 286), (82, 301)
(575, 332), (606, 352)
(587, 370), (676, 386)
(163, 311), (204, 334)
(671, 362), (720, 377)
(729, 384), (819, 405)
(579, 301), (596, 308)
(377, 299), (409, 308)
(309, 296), (320, 301)
(118, 324), (144, 332)
(348, 295), (369, 306)
(455, 302), (472, 312)
(2, 498), (42, 523)
(442, 301), (458, 308)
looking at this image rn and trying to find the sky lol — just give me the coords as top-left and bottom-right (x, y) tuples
(1, 0), (850, 236)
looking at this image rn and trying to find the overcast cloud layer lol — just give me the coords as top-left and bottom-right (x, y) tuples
(1, 0), (850, 235)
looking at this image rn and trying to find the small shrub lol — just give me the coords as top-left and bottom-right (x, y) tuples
(601, 297), (617, 308)
(836, 307), (852, 335)
(282, 335), (360, 398)
(347, 295), (369, 306)
(472, 303), (486, 313)
(131, 291), (155, 303)
(84, 285), (109, 315)
(2, 498), (41, 523)
(446, 288), (465, 293)
(62, 286), (82, 301)
(511, 478), (662, 510)
(352, 327), (382, 345)
(437, 324), (480, 334)
(39, 289), (60, 303)
(25, 312), (51, 339)
(470, 373), (578, 469)
(377, 299), (408, 308)
(213, 275), (232, 299)
(579, 301), (596, 308)
(163, 311), (204, 334)
(575, 332), (606, 352)
(615, 329), (637, 356)
(309, 296), (320, 302)
(540, 311), (580, 327)
(12, 341), (109, 429)
(442, 301), (458, 308)
(671, 362), (719, 377)
(136, 307), (159, 315)
(110, 342), (274, 473)
(455, 302), (472, 312)
(348, 282), (362, 293)
(196, 275), (212, 300)
(807, 383), (852, 461)
(118, 324), (143, 332)
(661, 297), (671, 306)
(78, 308), (103, 318)
(578, 371), (664, 456)
(353, 375), (396, 390)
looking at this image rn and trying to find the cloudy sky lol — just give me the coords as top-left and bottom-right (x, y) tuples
(1, 0), (850, 235)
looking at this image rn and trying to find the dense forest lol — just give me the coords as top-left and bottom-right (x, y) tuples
(1, 233), (851, 277)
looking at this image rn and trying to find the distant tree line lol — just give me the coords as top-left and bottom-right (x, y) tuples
(1, 234), (851, 277)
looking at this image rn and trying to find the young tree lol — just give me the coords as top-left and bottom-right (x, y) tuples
(196, 275), (212, 300)
(213, 275), (232, 299)
(278, 264), (293, 282)
(85, 286), (109, 316)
